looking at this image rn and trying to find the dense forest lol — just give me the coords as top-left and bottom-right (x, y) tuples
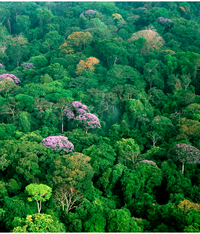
(1, 1), (200, 232)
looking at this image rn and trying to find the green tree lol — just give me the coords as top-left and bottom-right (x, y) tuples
(25, 183), (52, 213)
(121, 162), (162, 206)
(7, 35), (28, 67)
(107, 208), (141, 232)
(28, 55), (49, 69)
(2, 195), (36, 230)
(114, 138), (140, 167)
(48, 152), (94, 194)
(82, 142), (116, 176)
(12, 213), (66, 232)
(0, 78), (20, 97)
(45, 63), (69, 80)
(17, 111), (31, 133)
(94, 39), (129, 69)
(16, 15), (31, 36)
(66, 128), (99, 152)
(106, 64), (143, 87)
(43, 31), (64, 52)
(15, 94), (34, 112)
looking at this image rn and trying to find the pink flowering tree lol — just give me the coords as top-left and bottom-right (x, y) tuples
(22, 63), (36, 69)
(136, 7), (147, 10)
(157, 17), (172, 27)
(75, 113), (101, 133)
(63, 101), (101, 133)
(63, 101), (87, 120)
(80, 10), (98, 17)
(168, 143), (200, 174)
(41, 136), (74, 154)
(0, 74), (20, 84)
(139, 160), (157, 166)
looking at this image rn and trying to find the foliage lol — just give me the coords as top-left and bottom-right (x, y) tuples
(25, 183), (52, 213)
(114, 138), (140, 167)
(76, 57), (99, 75)
(47, 152), (94, 194)
(0, 74), (20, 84)
(1, 2), (200, 232)
(107, 208), (142, 232)
(128, 27), (165, 54)
(168, 143), (200, 173)
(12, 213), (66, 232)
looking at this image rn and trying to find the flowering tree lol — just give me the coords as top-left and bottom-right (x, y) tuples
(128, 27), (164, 54)
(178, 199), (200, 212)
(63, 101), (101, 133)
(76, 57), (100, 75)
(80, 10), (98, 17)
(157, 17), (172, 26)
(75, 113), (101, 133)
(59, 32), (93, 54)
(136, 7), (147, 10)
(139, 160), (157, 166)
(0, 74), (20, 84)
(179, 6), (186, 13)
(41, 136), (74, 154)
(63, 101), (87, 119)
(168, 143), (200, 174)
(22, 63), (36, 69)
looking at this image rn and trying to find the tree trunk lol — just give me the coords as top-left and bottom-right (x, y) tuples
(182, 162), (185, 174)
(39, 200), (42, 213)
(61, 116), (63, 134)
(36, 200), (40, 213)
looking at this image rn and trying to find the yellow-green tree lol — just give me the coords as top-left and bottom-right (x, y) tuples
(25, 183), (52, 213)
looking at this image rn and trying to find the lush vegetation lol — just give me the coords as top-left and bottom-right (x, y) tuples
(1, 1), (200, 232)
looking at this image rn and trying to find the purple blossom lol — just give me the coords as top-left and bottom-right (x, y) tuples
(77, 108), (87, 115)
(140, 160), (156, 166)
(80, 9), (98, 17)
(0, 74), (20, 84)
(63, 101), (101, 132)
(85, 10), (98, 15)
(66, 110), (75, 119)
(63, 106), (75, 119)
(136, 7), (147, 10)
(82, 104), (87, 110)
(157, 17), (172, 25)
(168, 144), (200, 165)
(72, 101), (84, 110)
(83, 28), (91, 32)
(22, 63), (36, 69)
(0, 63), (4, 69)
(76, 113), (101, 130)
(41, 136), (74, 154)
